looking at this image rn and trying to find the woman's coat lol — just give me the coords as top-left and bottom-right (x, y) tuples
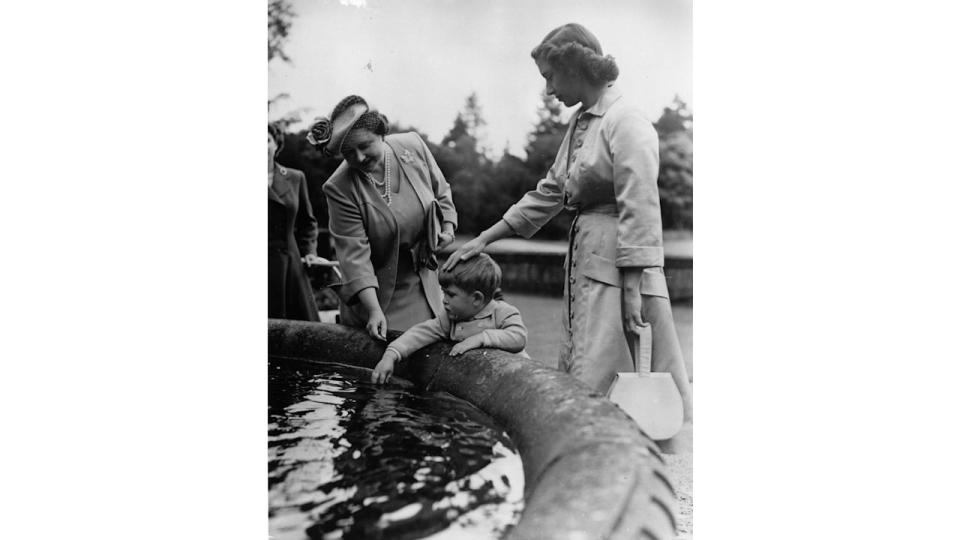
(501, 84), (672, 392)
(268, 166), (320, 321)
(322, 132), (458, 324)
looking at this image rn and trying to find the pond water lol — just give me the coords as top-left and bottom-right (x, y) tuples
(268, 359), (524, 540)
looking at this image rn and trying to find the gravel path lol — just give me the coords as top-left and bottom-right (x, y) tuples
(663, 450), (693, 539)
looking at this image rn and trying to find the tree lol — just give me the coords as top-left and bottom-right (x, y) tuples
(268, 0), (296, 63)
(654, 96), (693, 230)
(519, 91), (572, 239)
(654, 95), (693, 137)
(524, 91), (566, 176)
(441, 92), (490, 161)
(431, 93), (497, 233)
(268, 0), (298, 121)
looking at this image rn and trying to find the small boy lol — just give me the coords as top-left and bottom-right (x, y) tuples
(372, 253), (528, 384)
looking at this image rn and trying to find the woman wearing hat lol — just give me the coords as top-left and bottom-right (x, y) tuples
(444, 24), (693, 435)
(268, 123), (326, 321)
(310, 96), (457, 340)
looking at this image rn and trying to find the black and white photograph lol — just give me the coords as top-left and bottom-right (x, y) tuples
(9, 1), (960, 539)
(268, 1), (693, 538)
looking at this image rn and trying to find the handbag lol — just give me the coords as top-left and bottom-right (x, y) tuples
(412, 200), (444, 272)
(606, 322), (684, 440)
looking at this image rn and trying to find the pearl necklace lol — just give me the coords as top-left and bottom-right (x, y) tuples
(363, 152), (392, 206)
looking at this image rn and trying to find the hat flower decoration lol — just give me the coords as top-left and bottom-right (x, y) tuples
(306, 117), (333, 152)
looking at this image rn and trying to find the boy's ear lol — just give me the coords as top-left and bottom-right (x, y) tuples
(470, 290), (486, 305)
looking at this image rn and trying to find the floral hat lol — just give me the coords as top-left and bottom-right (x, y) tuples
(307, 101), (368, 158)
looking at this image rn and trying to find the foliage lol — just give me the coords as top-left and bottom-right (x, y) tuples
(268, 0), (296, 63)
(524, 91), (565, 175)
(654, 95), (693, 136)
(431, 94), (497, 234)
(275, 91), (693, 253)
(441, 92), (489, 159)
(654, 96), (694, 230)
(522, 92), (572, 238)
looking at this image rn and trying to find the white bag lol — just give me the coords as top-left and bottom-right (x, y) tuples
(606, 323), (684, 441)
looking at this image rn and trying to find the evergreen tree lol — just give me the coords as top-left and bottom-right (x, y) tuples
(654, 96), (693, 230)
(523, 91), (565, 176)
(518, 91), (572, 239)
(268, 0), (296, 64)
(441, 92), (490, 160)
(435, 93), (497, 234)
(654, 95), (693, 137)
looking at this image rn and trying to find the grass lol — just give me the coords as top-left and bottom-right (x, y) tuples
(505, 292), (692, 381)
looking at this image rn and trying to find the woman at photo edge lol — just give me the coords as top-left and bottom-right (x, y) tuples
(268, 123), (325, 321)
(445, 23), (693, 437)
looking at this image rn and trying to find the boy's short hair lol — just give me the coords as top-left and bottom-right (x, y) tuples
(439, 253), (502, 302)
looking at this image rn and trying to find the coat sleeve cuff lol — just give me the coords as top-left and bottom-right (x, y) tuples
(387, 339), (416, 359)
(502, 208), (540, 239)
(338, 275), (379, 303)
(616, 246), (664, 268)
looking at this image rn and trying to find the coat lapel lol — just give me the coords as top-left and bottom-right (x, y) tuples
(564, 112), (580, 171)
(352, 167), (394, 218)
(553, 116), (578, 185)
(269, 168), (291, 206)
(385, 138), (432, 211)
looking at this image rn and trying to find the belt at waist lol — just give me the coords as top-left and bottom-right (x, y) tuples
(575, 202), (618, 216)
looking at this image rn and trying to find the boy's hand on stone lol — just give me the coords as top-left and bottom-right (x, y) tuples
(450, 335), (484, 356)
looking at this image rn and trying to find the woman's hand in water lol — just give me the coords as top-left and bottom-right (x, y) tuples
(372, 349), (399, 384)
(442, 236), (487, 272)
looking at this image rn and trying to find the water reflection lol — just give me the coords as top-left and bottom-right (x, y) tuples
(269, 360), (523, 540)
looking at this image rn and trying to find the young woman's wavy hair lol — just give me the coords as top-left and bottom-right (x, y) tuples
(531, 23), (619, 86)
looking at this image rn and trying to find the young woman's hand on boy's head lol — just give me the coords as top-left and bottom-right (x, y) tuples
(442, 236), (486, 271)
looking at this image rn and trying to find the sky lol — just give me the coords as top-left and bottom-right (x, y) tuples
(268, 0), (692, 157)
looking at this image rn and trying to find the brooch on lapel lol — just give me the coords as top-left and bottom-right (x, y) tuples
(399, 149), (416, 164)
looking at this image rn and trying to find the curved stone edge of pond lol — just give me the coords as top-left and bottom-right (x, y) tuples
(268, 319), (678, 540)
